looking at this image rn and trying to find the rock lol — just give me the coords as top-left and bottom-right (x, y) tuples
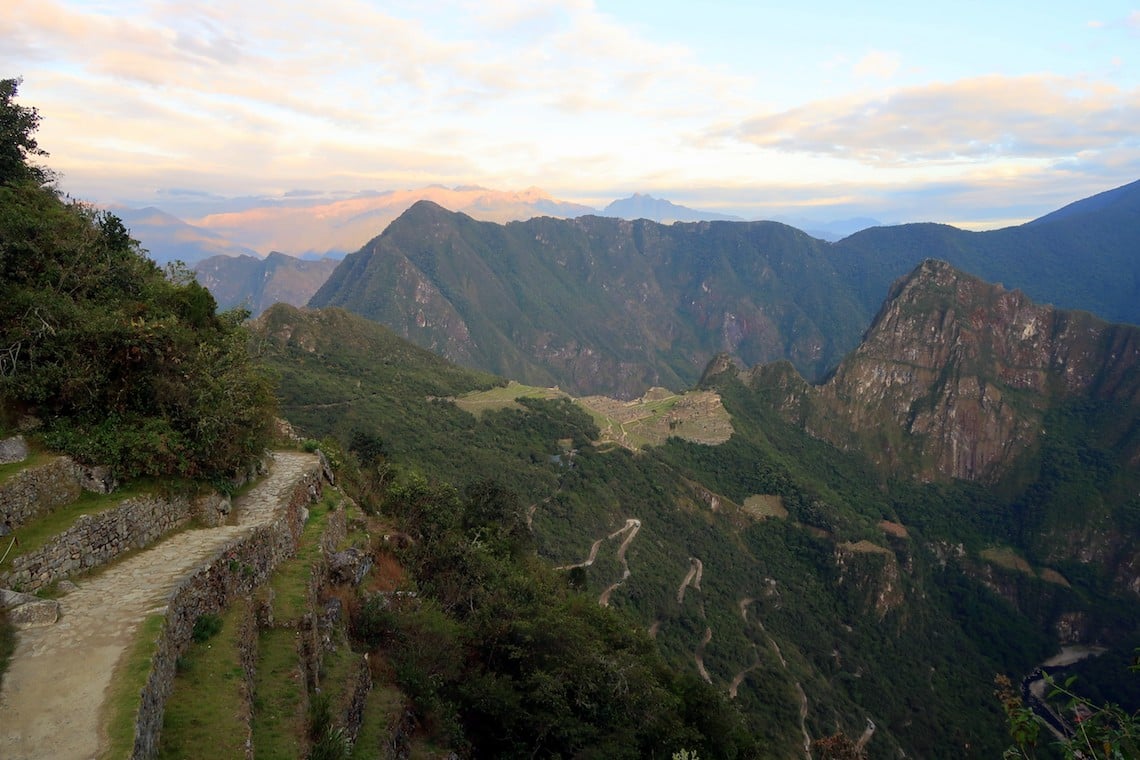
(78, 465), (117, 494)
(57, 580), (79, 593)
(1, 588), (61, 628)
(317, 450), (335, 484)
(328, 548), (372, 586)
(193, 492), (232, 528)
(0, 435), (29, 464)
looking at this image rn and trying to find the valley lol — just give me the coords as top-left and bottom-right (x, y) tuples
(4, 88), (1140, 758)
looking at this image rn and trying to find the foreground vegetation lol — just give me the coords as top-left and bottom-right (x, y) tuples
(0, 78), (274, 481)
(5, 78), (1140, 758)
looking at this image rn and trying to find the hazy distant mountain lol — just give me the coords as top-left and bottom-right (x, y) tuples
(799, 217), (882, 241)
(114, 206), (259, 265)
(600, 193), (742, 223)
(193, 251), (339, 316)
(191, 186), (597, 257)
(833, 178), (1140, 327)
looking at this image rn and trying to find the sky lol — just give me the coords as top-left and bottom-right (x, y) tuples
(3, 0), (1139, 227)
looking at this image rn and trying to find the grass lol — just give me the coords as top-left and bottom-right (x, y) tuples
(743, 494), (789, 520)
(0, 450), (54, 486)
(0, 481), (158, 575)
(100, 614), (165, 760)
(251, 627), (307, 760)
(157, 600), (251, 759)
(454, 382), (733, 450)
(0, 607), (14, 692)
(981, 546), (1035, 575)
(269, 492), (336, 622)
(451, 381), (568, 416)
(350, 681), (404, 760)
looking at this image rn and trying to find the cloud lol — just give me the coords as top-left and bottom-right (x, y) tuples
(852, 51), (901, 80)
(733, 75), (1140, 166)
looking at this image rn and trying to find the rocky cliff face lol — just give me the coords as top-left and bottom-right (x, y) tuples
(750, 259), (1140, 482)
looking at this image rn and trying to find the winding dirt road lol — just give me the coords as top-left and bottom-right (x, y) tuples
(694, 626), (713, 684)
(738, 597), (811, 758)
(598, 519), (641, 607)
(676, 557), (703, 604)
(0, 452), (318, 760)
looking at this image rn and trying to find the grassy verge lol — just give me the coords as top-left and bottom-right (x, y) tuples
(157, 600), (251, 759)
(0, 482), (158, 574)
(100, 614), (165, 760)
(349, 681), (403, 760)
(0, 450), (54, 486)
(0, 607), (15, 691)
(269, 499), (334, 622)
(251, 627), (307, 759)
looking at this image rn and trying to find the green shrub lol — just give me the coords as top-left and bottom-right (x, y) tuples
(191, 614), (223, 643)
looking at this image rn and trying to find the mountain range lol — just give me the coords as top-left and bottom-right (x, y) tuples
(307, 179), (1140, 398)
(123, 187), (750, 264)
(253, 249), (1140, 756)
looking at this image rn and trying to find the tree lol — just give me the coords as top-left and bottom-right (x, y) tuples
(0, 78), (50, 186)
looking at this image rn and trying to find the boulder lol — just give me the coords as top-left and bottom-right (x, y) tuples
(1, 588), (60, 628)
(328, 548), (372, 586)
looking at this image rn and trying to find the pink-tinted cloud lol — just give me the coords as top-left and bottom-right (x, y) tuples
(734, 75), (1140, 166)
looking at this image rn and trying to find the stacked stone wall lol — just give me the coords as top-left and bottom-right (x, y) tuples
(1, 457), (94, 529)
(0, 492), (232, 592)
(129, 463), (322, 760)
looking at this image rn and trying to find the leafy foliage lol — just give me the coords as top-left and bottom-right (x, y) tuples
(0, 184), (274, 479)
(0, 79), (49, 186)
(998, 668), (1140, 759)
(260, 298), (1140, 757)
(354, 470), (759, 759)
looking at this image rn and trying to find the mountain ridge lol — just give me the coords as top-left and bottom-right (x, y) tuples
(310, 179), (1140, 399)
(310, 200), (863, 397)
(735, 259), (1140, 483)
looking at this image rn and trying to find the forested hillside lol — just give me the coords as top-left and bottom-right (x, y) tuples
(310, 182), (1140, 400)
(0, 78), (274, 481)
(254, 296), (1140, 758)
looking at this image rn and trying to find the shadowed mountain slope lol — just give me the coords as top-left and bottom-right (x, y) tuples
(742, 259), (1140, 484)
(310, 201), (863, 397)
(311, 180), (1140, 399)
(194, 252), (338, 316)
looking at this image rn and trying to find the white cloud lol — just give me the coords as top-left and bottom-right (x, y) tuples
(852, 50), (901, 80)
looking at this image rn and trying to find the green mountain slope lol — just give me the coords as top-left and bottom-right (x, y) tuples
(310, 201), (864, 398)
(257, 276), (1140, 757)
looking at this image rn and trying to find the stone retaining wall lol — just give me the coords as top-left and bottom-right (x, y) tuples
(130, 463), (323, 760)
(0, 491), (229, 593)
(236, 598), (259, 760)
(0, 456), (114, 530)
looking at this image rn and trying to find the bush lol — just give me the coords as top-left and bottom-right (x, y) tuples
(191, 614), (223, 643)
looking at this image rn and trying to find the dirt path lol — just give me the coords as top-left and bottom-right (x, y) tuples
(0, 452), (317, 760)
(855, 718), (875, 753)
(796, 683), (811, 758)
(739, 597), (809, 756)
(676, 557), (703, 604)
(694, 626), (713, 684)
(597, 519), (640, 607)
(729, 647), (763, 699)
